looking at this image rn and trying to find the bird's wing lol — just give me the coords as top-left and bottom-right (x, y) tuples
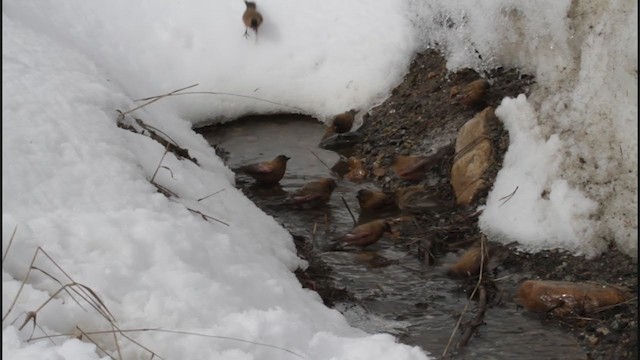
(342, 227), (373, 243)
(239, 162), (271, 174)
(290, 193), (322, 204)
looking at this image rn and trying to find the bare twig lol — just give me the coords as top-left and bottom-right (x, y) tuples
(134, 119), (180, 148)
(76, 326), (118, 360)
(458, 285), (487, 348)
(111, 323), (123, 360)
(498, 186), (518, 207)
(197, 188), (226, 202)
(3, 248), (41, 322)
(2, 225), (18, 264)
(135, 91), (305, 112)
(308, 149), (336, 176)
(341, 196), (357, 226)
(442, 237), (486, 357)
(152, 182), (178, 198)
(186, 208), (230, 227)
(150, 144), (171, 184)
(120, 83), (199, 117)
(159, 166), (175, 180)
(31, 328), (307, 359)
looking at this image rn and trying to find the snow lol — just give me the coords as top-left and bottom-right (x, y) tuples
(408, 0), (637, 258)
(2, 0), (637, 359)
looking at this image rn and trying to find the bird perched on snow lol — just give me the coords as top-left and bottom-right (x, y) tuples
(327, 219), (392, 251)
(242, 1), (263, 40)
(450, 79), (490, 107)
(288, 178), (337, 208)
(356, 189), (397, 212)
(235, 155), (290, 186)
(321, 109), (358, 140)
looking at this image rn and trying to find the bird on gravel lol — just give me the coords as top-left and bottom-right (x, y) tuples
(287, 178), (337, 208)
(392, 155), (437, 181)
(450, 78), (490, 107)
(235, 155), (290, 186)
(326, 219), (393, 251)
(321, 109), (358, 140)
(356, 189), (398, 212)
(332, 109), (358, 133)
(392, 146), (451, 182)
(242, 1), (263, 40)
(395, 185), (452, 214)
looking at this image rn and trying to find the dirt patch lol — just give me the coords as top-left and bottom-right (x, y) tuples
(346, 49), (637, 359)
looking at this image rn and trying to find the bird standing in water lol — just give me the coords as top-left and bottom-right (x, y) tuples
(327, 219), (392, 251)
(235, 155), (290, 186)
(288, 178), (337, 208)
(356, 189), (397, 212)
(242, 1), (263, 41)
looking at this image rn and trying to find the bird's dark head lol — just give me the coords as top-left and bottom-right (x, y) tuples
(275, 155), (291, 163)
(356, 189), (371, 200)
(383, 221), (393, 233)
(348, 109), (358, 115)
(244, 1), (257, 9)
(323, 178), (337, 190)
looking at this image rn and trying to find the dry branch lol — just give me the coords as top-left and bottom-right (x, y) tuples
(341, 196), (357, 226)
(2, 225), (18, 264)
(442, 236), (487, 357)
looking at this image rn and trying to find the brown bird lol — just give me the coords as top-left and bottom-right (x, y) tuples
(446, 243), (490, 278)
(288, 178), (337, 208)
(332, 109), (357, 133)
(392, 155), (437, 181)
(356, 189), (397, 212)
(242, 1), (263, 39)
(327, 219), (392, 250)
(235, 155), (290, 185)
(321, 109), (357, 140)
(344, 157), (367, 182)
(395, 186), (451, 214)
(392, 146), (450, 181)
(450, 79), (490, 107)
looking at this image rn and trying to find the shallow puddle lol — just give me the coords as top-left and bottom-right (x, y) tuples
(197, 115), (587, 359)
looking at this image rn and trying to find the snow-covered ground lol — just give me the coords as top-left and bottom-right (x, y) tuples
(3, 0), (637, 358)
(408, 0), (637, 257)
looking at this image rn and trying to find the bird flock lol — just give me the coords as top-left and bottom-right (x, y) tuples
(236, 1), (491, 262)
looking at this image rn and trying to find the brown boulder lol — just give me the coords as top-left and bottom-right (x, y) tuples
(450, 107), (496, 205)
(517, 280), (629, 317)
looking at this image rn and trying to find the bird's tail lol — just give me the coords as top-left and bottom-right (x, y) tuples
(323, 241), (344, 252)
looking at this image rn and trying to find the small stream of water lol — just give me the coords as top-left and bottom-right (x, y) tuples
(197, 115), (587, 360)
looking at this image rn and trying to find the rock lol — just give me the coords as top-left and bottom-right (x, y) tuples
(450, 107), (496, 205)
(319, 132), (364, 151)
(516, 280), (629, 317)
(372, 166), (386, 178)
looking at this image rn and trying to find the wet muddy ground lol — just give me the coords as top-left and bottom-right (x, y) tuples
(196, 50), (637, 359)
